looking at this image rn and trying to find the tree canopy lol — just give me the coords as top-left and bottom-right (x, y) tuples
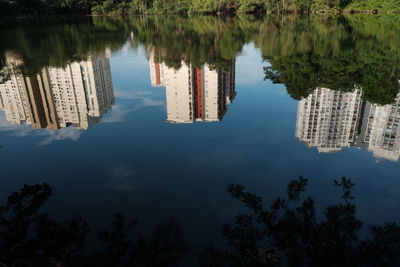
(1, 0), (400, 17)
(1, 15), (399, 104)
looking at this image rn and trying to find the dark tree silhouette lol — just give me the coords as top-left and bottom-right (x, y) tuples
(201, 177), (400, 267)
(1, 178), (400, 266)
(0, 184), (189, 267)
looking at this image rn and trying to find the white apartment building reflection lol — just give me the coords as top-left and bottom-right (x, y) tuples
(296, 87), (400, 161)
(149, 53), (235, 123)
(0, 55), (114, 130)
(359, 95), (400, 161)
(295, 88), (363, 153)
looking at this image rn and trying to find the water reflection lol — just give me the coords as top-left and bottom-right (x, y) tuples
(2, 179), (400, 266)
(2, 50), (400, 161)
(0, 52), (114, 130)
(1, 15), (400, 162)
(149, 50), (236, 123)
(1, 16), (400, 264)
(296, 88), (400, 161)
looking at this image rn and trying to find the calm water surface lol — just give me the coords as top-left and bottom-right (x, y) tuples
(1, 15), (400, 255)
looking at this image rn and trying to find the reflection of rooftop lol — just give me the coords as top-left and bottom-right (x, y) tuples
(0, 55), (115, 131)
(317, 147), (342, 153)
(149, 51), (235, 124)
(369, 147), (400, 162)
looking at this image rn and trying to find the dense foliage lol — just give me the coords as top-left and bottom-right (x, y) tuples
(90, 0), (400, 15)
(346, 0), (400, 12)
(1, 15), (400, 104)
(1, 0), (399, 17)
(256, 15), (400, 104)
(0, 17), (129, 74)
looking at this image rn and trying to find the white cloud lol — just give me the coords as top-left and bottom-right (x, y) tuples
(36, 127), (83, 146)
(114, 89), (164, 106)
(0, 112), (83, 145)
(0, 113), (36, 136)
(0, 87), (164, 143)
(102, 89), (164, 123)
(101, 103), (136, 123)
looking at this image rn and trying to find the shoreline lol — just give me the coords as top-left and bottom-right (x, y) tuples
(1, 10), (399, 20)
(92, 9), (400, 16)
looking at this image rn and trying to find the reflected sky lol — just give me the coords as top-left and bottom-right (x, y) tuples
(1, 43), (400, 161)
(1, 16), (400, 248)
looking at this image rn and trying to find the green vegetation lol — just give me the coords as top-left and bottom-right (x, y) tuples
(91, 0), (400, 15)
(0, 17), (130, 74)
(257, 15), (400, 104)
(129, 15), (260, 70)
(1, 0), (400, 17)
(346, 0), (400, 12)
(1, 15), (400, 104)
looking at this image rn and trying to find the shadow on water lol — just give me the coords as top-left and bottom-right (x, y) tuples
(1, 178), (399, 266)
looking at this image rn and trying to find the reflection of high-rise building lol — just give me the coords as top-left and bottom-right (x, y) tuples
(295, 88), (363, 153)
(296, 87), (400, 161)
(149, 52), (235, 123)
(360, 94), (400, 161)
(0, 56), (114, 130)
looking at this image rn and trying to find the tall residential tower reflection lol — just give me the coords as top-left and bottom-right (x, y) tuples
(0, 54), (114, 130)
(359, 94), (400, 161)
(296, 88), (400, 161)
(149, 52), (235, 123)
(295, 88), (363, 153)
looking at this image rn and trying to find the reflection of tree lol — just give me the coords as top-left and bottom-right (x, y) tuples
(260, 15), (400, 105)
(201, 177), (400, 267)
(129, 15), (259, 71)
(0, 184), (89, 265)
(264, 52), (360, 99)
(86, 215), (188, 266)
(1, 179), (400, 266)
(2, 15), (400, 106)
(0, 17), (130, 75)
(1, 15), (256, 76)
(264, 51), (400, 105)
(0, 184), (188, 266)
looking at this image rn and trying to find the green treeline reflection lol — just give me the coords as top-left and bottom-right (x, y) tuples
(0, 18), (129, 74)
(259, 15), (400, 105)
(1, 14), (400, 104)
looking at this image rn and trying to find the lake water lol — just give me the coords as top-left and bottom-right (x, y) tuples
(1, 15), (400, 264)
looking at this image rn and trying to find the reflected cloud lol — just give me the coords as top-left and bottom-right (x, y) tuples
(101, 103), (136, 123)
(0, 112), (83, 145)
(102, 90), (164, 123)
(0, 113), (35, 136)
(115, 89), (164, 107)
(37, 127), (83, 146)
(106, 162), (138, 192)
